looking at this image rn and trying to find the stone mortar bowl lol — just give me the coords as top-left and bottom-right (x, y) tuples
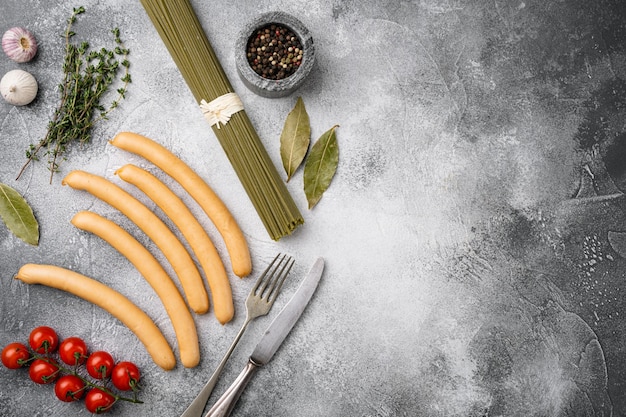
(235, 11), (315, 98)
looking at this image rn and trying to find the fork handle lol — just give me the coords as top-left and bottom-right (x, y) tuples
(204, 359), (260, 417)
(181, 319), (252, 417)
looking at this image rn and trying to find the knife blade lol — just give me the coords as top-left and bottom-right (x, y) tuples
(204, 257), (325, 417)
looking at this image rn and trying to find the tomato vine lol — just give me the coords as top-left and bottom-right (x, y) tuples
(2, 326), (142, 414)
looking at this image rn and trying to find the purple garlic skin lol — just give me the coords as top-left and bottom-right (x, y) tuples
(2, 27), (38, 63)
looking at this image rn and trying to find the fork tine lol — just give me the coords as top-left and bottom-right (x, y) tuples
(263, 255), (289, 295)
(252, 253), (281, 294)
(257, 253), (286, 296)
(266, 256), (294, 303)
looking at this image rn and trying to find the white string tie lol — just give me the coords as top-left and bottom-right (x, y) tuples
(200, 92), (244, 129)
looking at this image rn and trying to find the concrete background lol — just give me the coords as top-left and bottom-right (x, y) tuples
(1, 0), (626, 416)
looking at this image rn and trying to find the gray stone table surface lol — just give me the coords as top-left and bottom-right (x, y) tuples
(1, 0), (626, 416)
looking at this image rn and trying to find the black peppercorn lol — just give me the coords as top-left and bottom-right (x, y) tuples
(246, 24), (303, 80)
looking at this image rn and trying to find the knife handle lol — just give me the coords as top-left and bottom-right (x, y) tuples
(204, 359), (260, 417)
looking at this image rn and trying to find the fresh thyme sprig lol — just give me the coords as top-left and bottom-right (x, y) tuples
(16, 6), (131, 183)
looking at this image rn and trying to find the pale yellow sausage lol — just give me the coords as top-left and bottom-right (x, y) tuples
(15, 263), (176, 371)
(115, 165), (234, 324)
(71, 211), (200, 367)
(109, 131), (252, 278)
(62, 170), (209, 314)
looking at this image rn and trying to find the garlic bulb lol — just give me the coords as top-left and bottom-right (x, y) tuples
(2, 27), (38, 63)
(0, 69), (38, 106)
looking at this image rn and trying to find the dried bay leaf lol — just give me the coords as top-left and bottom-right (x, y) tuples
(304, 125), (339, 209)
(280, 97), (311, 182)
(0, 182), (39, 246)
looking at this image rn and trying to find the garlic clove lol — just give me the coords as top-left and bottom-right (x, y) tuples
(0, 69), (38, 106)
(2, 27), (38, 63)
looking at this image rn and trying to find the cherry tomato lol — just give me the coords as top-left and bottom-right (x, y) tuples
(28, 358), (59, 384)
(59, 337), (88, 366)
(84, 388), (116, 414)
(29, 326), (59, 354)
(86, 351), (115, 379)
(54, 374), (86, 402)
(1, 342), (30, 369)
(111, 361), (140, 391)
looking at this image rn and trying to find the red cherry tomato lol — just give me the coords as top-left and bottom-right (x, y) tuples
(111, 361), (140, 391)
(28, 358), (59, 384)
(54, 374), (86, 402)
(59, 337), (88, 366)
(29, 326), (59, 354)
(86, 351), (115, 379)
(84, 388), (116, 414)
(1, 342), (30, 369)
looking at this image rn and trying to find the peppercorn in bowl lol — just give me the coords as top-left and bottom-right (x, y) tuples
(235, 11), (315, 98)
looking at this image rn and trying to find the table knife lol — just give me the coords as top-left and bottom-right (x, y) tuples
(204, 257), (325, 417)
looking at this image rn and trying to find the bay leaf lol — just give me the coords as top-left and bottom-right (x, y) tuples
(0, 182), (39, 246)
(304, 125), (339, 209)
(280, 97), (311, 182)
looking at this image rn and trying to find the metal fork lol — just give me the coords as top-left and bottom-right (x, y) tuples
(180, 254), (295, 417)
